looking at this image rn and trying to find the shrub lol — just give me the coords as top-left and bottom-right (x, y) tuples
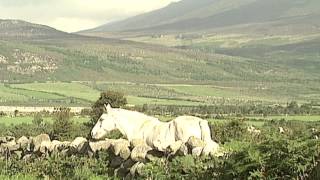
(210, 119), (247, 144)
(0, 111), (6, 117)
(0, 151), (114, 179)
(51, 108), (74, 141)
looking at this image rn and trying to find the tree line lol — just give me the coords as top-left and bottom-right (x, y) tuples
(131, 101), (320, 118)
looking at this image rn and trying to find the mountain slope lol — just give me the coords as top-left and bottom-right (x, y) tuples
(83, 0), (320, 34)
(0, 33), (319, 85)
(0, 19), (320, 104)
(0, 19), (318, 85)
(0, 19), (72, 39)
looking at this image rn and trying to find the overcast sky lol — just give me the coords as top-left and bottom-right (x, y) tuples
(0, 0), (180, 32)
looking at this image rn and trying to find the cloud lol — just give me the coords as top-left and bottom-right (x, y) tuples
(0, 0), (179, 32)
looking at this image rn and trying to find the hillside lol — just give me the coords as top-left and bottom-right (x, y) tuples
(1, 22), (319, 84)
(0, 19), (319, 84)
(0, 19), (319, 104)
(82, 0), (320, 35)
(2, 37), (309, 84)
(0, 19), (72, 39)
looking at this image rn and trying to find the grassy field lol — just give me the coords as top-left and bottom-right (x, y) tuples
(164, 85), (274, 102)
(0, 116), (89, 126)
(127, 96), (203, 106)
(1, 82), (205, 106)
(246, 115), (320, 122)
(11, 82), (100, 102)
(0, 81), (319, 107)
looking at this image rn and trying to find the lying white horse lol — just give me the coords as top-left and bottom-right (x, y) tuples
(91, 104), (219, 155)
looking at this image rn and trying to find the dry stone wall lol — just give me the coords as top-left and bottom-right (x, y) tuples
(0, 134), (211, 177)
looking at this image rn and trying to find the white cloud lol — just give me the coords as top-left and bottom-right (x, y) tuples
(0, 0), (180, 32)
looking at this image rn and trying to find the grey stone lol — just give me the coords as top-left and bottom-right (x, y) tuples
(131, 144), (152, 162)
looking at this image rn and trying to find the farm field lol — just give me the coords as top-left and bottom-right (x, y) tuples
(1, 81), (318, 107)
(127, 33), (320, 49)
(246, 115), (320, 122)
(0, 116), (88, 126)
(11, 83), (100, 102)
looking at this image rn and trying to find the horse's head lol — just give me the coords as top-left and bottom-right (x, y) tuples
(91, 104), (117, 140)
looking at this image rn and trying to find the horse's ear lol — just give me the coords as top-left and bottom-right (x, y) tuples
(104, 104), (112, 113)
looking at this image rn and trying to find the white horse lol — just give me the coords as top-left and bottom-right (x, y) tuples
(91, 104), (219, 155)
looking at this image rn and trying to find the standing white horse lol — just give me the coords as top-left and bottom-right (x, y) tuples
(91, 104), (219, 155)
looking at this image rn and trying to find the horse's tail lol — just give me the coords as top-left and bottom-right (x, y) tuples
(199, 120), (213, 143)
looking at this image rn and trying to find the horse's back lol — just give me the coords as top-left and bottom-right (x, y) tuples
(144, 121), (176, 151)
(173, 116), (205, 142)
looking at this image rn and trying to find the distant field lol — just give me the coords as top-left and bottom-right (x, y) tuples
(11, 82), (100, 102)
(1, 82), (205, 106)
(0, 116), (89, 126)
(164, 85), (269, 101)
(0, 81), (318, 107)
(127, 96), (203, 106)
(127, 33), (320, 49)
(246, 115), (320, 122)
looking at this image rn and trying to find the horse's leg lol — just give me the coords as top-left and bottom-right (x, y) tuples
(199, 120), (220, 156)
(199, 120), (213, 142)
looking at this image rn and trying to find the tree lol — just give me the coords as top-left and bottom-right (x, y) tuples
(287, 101), (299, 114)
(86, 91), (127, 128)
(288, 101), (299, 109)
(14, 110), (19, 117)
(0, 111), (6, 117)
(52, 108), (73, 140)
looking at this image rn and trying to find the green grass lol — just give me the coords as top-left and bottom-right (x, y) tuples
(11, 82), (100, 102)
(1, 81), (318, 107)
(0, 175), (37, 180)
(0, 85), (28, 102)
(0, 116), (89, 126)
(166, 85), (240, 97)
(0, 83), (93, 106)
(0, 85), (64, 100)
(127, 96), (203, 106)
(207, 118), (265, 127)
(6, 82), (205, 106)
(163, 84), (293, 103)
(246, 115), (320, 122)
